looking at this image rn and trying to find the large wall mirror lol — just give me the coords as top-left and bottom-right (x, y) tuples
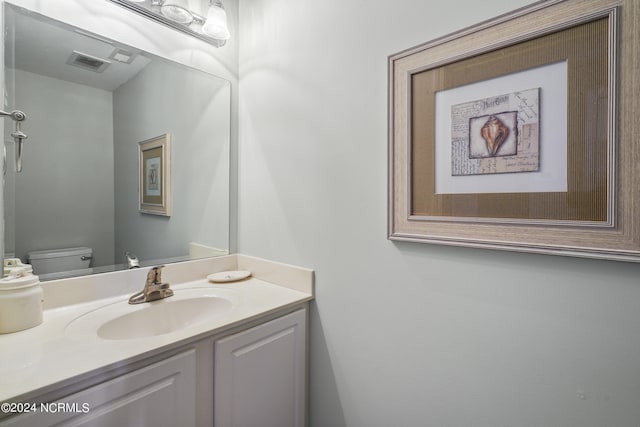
(3, 3), (231, 280)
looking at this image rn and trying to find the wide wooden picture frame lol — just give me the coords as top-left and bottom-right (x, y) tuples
(139, 134), (172, 216)
(388, 0), (640, 262)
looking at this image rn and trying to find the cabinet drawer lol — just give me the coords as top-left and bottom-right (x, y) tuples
(2, 349), (196, 427)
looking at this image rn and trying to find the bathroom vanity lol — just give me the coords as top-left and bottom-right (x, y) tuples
(0, 3), (287, 425)
(0, 255), (313, 427)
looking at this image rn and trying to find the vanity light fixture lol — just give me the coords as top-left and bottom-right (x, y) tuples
(160, 0), (195, 24)
(158, 0), (230, 39)
(202, 0), (230, 40)
(110, 0), (231, 46)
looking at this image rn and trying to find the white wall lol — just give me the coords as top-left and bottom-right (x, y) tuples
(8, 70), (115, 266)
(238, 1), (640, 426)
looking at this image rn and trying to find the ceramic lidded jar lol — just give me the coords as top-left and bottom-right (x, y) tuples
(0, 268), (43, 334)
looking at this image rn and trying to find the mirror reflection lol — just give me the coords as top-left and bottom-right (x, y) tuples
(3, 4), (231, 280)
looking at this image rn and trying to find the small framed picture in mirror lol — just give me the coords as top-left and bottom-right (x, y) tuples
(139, 134), (171, 216)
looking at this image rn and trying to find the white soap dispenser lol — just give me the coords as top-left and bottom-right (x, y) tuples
(0, 258), (43, 334)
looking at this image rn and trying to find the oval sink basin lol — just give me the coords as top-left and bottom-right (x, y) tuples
(66, 287), (238, 340)
(98, 297), (232, 340)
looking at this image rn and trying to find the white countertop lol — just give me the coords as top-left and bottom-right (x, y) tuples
(0, 255), (313, 403)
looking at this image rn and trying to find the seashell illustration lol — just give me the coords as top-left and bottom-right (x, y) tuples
(480, 116), (509, 157)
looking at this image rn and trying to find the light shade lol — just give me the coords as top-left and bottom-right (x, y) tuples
(202, 3), (230, 40)
(161, 0), (194, 24)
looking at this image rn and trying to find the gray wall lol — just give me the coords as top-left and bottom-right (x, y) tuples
(113, 60), (230, 264)
(237, 1), (640, 426)
(8, 69), (115, 266)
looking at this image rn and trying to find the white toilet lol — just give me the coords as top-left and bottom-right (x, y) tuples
(27, 247), (93, 280)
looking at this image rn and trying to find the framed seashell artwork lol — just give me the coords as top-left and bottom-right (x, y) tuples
(139, 134), (172, 216)
(388, 0), (640, 262)
(451, 88), (539, 175)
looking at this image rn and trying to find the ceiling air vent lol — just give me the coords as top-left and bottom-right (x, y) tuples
(66, 51), (111, 73)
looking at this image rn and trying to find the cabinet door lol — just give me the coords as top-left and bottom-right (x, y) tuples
(215, 309), (306, 427)
(2, 349), (196, 427)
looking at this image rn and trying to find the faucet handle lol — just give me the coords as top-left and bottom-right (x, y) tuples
(146, 265), (166, 285)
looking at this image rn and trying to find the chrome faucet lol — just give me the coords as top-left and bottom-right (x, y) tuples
(128, 265), (174, 304)
(125, 251), (140, 269)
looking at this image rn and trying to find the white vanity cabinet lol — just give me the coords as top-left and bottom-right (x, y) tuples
(214, 308), (307, 427)
(2, 349), (197, 427)
(0, 306), (307, 427)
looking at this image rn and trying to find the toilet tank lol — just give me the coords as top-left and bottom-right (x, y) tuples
(27, 247), (92, 276)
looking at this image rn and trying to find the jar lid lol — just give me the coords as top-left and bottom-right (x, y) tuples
(3, 258), (33, 275)
(0, 272), (41, 290)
